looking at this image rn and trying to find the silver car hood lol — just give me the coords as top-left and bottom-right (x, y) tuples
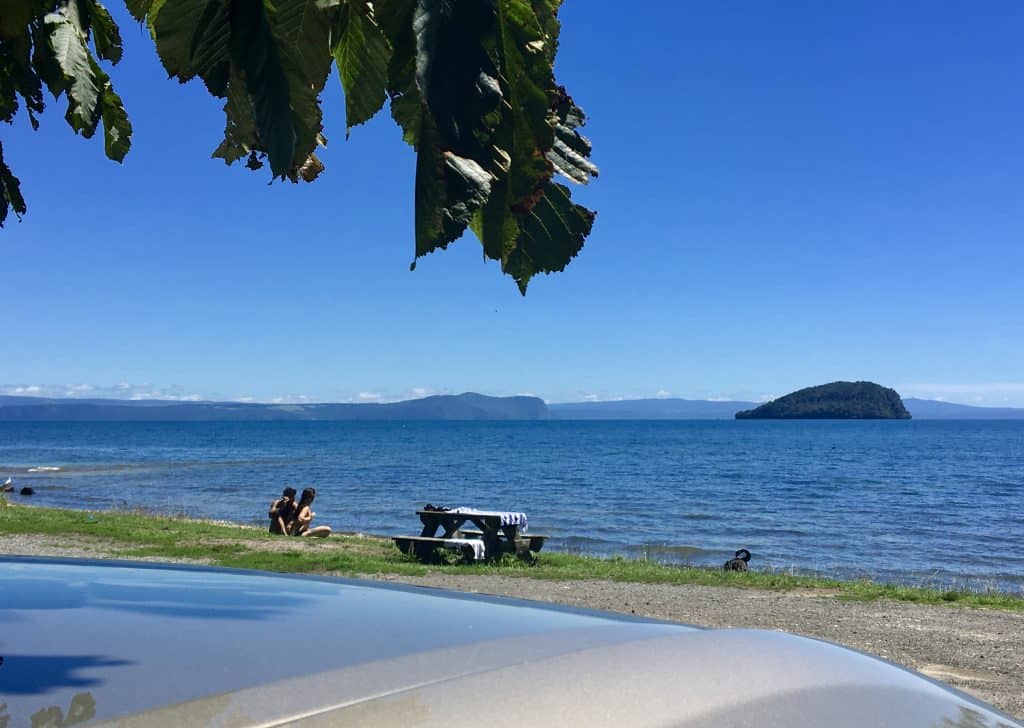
(0, 558), (1019, 727)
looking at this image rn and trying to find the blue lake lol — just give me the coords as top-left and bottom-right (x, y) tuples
(1, 420), (1022, 591)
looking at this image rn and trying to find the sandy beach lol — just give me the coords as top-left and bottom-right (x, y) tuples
(1, 532), (1021, 719)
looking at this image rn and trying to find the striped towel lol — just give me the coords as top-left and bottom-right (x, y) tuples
(451, 508), (528, 533)
(441, 538), (486, 561)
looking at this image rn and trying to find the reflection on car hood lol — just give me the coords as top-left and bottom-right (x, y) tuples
(0, 557), (1019, 727)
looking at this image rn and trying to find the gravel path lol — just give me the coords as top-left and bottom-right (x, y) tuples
(3, 534), (1022, 719)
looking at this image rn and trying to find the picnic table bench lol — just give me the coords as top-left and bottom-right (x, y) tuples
(391, 536), (483, 563)
(392, 508), (546, 563)
(458, 528), (547, 553)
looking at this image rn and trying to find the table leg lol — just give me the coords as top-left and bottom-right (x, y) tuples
(470, 517), (502, 560)
(440, 516), (466, 538)
(419, 513), (440, 537)
(501, 524), (519, 544)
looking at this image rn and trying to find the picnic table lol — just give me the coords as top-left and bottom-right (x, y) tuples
(392, 508), (546, 563)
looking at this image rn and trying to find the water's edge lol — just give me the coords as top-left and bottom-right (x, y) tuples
(2, 420), (1022, 592)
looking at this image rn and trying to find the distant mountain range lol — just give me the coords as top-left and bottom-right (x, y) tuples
(901, 398), (1024, 420)
(0, 393), (1021, 421)
(0, 393), (547, 421)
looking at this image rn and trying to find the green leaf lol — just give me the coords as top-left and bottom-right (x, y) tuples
(35, 5), (132, 160)
(212, 72), (259, 164)
(0, 28), (45, 127)
(388, 0), (597, 286)
(464, 0), (598, 291)
(527, 0), (561, 63)
(95, 61), (132, 161)
(377, 0), (416, 90)
(88, 1), (124, 63)
(0, 140), (27, 227)
(329, 0), (391, 132)
(414, 114), (493, 258)
(151, 0), (328, 179)
(47, 9), (102, 137)
(151, 0), (231, 92)
(413, 0), (502, 163)
(228, 0), (295, 177)
(402, 0), (504, 257)
(472, 0), (556, 262)
(275, 0), (331, 86)
(380, 0), (419, 145)
(0, 62), (17, 124)
(547, 89), (598, 184)
(125, 0), (156, 22)
(502, 181), (595, 294)
(32, 19), (64, 98)
(273, 0), (331, 173)
(389, 88), (421, 147)
(519, 2), (596, 187)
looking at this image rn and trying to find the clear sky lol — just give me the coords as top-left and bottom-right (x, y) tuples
(3, 1), (1023, 406)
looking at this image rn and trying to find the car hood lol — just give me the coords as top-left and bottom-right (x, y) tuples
(0, 557), (1019, 727)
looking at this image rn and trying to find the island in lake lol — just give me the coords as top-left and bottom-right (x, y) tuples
(735, 381), (912, 420)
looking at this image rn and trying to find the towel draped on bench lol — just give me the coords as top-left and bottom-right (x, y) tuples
(450, 508), (528, 533)
(440, 538), (486, 561)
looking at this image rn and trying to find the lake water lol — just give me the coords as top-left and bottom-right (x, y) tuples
(1, 420), (1022, 591)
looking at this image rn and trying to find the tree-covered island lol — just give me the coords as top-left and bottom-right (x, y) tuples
(735, 381), (912, 420)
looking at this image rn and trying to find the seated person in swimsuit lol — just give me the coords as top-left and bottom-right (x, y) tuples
(290, 487), (332, 538)
(268, 487), (297, 535)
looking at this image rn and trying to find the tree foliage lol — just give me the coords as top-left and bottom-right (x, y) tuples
(735, 382), (912, 420)
(0, 0), (597, 292)
(0, 0), (132, 226)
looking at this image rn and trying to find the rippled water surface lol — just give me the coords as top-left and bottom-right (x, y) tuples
(2, 420), (1022, 590)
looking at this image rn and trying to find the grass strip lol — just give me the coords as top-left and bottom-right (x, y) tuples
(2, 503), (1022, 613)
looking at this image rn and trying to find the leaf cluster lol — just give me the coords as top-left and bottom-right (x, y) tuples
(379, 0), (599, 292)
(0, 0), (132, 226)
(3, 0), (597, 291)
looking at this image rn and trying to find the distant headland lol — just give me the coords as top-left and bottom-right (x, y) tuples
(0, 392), (548, 422)
(2, 389), (1021, 421)
(735, 381), (912, 420)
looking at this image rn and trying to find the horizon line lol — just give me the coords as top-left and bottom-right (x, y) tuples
(2, 391), (1023, 411)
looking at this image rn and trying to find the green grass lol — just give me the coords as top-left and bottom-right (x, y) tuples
(2, 503), (1022, 613)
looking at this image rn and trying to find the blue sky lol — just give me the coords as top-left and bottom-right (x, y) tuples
(3, 1), (1024, 406)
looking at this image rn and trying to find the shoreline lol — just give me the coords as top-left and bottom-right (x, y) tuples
(2, 501), (1023, 603)
(1, 503), (1023, 718)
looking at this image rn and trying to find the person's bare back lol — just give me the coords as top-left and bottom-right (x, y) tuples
(292, 488), (331, 537)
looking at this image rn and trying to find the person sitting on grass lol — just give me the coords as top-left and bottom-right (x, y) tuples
(268, 487), (297, 535)
(290, 487), (332, 538)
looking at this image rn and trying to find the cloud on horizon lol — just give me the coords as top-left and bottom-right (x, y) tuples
(269, 394), (312, 404)
(1, 382), (205, 401)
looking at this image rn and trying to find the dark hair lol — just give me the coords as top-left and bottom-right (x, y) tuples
(298, 487), (316, 507)
(282, 487), (297, 499)
(278, 499), (296, 524)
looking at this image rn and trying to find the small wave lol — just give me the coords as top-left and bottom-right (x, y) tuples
(27, 466), (62, 472)
(740, 527), (812, 538)
(626, 543), (717, 559)
(562, 535), (624, 548)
